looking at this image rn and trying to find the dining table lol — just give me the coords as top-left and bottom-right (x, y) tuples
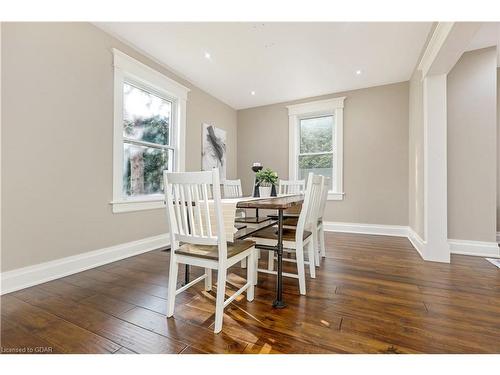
(236, 194), (304, 308)
(179, 194), (304, 309)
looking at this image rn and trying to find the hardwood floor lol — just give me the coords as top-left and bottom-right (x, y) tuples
(1, 232), (499, 354)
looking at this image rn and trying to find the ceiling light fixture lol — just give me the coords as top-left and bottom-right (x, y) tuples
(356, 70), (362, 75)
(251, 91), (256, 96)
(204, 52), (211, 59)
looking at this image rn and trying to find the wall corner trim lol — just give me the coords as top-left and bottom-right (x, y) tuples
(407, 227), (426, 259)
(0, 233), (170, 295)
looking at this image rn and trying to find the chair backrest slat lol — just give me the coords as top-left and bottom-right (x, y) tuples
(164, 170), (226, 258)
(318, 177), (330, 221)
(202, 183), (213, 238)
(179, 184), (189, 235)
(278, 179), (305, 195)
(223, 179), (243, 198)
(185, 184), (196, 236)
(193, 183), (205, 237)
(173, 184), (184, 235)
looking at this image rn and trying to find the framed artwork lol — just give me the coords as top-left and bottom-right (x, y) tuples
(202, 123), (226, 180)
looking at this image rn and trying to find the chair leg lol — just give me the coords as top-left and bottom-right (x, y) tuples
(267, 250), (274, 271)
(313, 230), (320, 267)
(307, 240), (316, 279)
(246, 251), (255, 301)
(240, 258), (247, 269)
(295, 243), (307, 295)
(204, 268), (212, 291)
(167, 257), (179, 318)
(214, 268), (227, 334)
(319, 225), (326, 257)
(253, 254), (260, 285)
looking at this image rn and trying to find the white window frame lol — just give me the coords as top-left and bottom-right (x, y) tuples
(111, 49), (190, 213)
(287, 97), (346, 200)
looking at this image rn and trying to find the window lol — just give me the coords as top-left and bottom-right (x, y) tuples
(287, 97), (345, 200)
(111, 49), (189, 213)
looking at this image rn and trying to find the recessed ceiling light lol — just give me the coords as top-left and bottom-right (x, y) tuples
(251, 91), (256, 96)
(356, 70), (362, 75)
(204, 52), (211, 59)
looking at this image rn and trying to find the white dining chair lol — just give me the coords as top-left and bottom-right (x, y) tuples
(248, 172), (323, 295)
(278, 179), (306, 195)
(269, 174), (326, 268)
(164, 169), (257, 334)
(222, 179), (243, 198)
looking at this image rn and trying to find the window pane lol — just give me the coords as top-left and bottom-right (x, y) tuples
(123, 82), (172, 145)
(123, 143), (173, 197)
(298, 153), (334, 190)
(299, 115), (334, 153)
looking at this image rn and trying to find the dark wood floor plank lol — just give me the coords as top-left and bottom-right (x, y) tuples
(11, 287), (188, 354)
(118, 306), (266, 354)
(0, 319), (64, 354)
(1, 295), (120, 353)
(1, 232), (499, 354)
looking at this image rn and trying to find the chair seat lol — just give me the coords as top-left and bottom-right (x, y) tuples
(235, 216), (272, 224)
(175, 240), (255, 260)
(283, 217), (298, 226)
(250, 226), (311, 242)
(269, 217), (322, 227)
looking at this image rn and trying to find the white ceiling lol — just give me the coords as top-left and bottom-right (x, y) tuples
(96, 22), (433, 110)
(466, 22), (500, 65)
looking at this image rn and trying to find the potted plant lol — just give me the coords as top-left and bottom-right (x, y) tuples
(255, 168), (278, 198)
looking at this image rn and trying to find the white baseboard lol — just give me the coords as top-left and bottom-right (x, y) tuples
(407, 228), (426, 258)
(323, 221), (409, 237)
(449, 239), (500, 258)
(324, 222), (500, 260)
(0, 233), (170, 295)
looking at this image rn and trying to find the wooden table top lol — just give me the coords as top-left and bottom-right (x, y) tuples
(236, 194), (304, 210)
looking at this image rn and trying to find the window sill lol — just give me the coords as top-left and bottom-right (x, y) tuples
(111, 196), (165, 213)
(328, 192), (345, 201)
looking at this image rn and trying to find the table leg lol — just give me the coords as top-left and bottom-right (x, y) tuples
(183, 265), (190, 285)
(273, 208), (286, 308)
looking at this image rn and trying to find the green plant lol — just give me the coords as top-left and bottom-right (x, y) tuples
(256, 168), (278, 187)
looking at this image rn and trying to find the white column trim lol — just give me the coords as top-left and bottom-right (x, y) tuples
(418, 23), (455, 77)
(422, 74), (450, 263)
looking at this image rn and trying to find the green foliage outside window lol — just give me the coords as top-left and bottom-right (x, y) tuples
(299, 116), (333, 169)
(123, 115), (170, 196)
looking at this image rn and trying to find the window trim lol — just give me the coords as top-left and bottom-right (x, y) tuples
(287, 97), (346, 201)
(111, 49), (190, 213)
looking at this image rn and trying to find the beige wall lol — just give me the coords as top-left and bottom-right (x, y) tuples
(447, 47), (497, 242)
(238, 82), (409, 226)
(1, 22), (237, 271)
(408, 70), (425, 238)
